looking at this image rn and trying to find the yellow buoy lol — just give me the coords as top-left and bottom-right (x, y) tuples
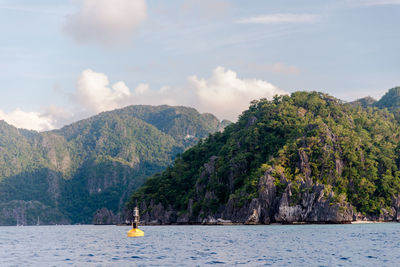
(127, 206), (144, 237)
(127, 228), (144, 237)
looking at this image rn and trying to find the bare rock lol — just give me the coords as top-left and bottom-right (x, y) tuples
(392, 195), (400, 221)
(93, 208), (121, 225)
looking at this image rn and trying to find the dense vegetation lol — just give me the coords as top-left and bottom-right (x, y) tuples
(131, 89), (400, 218)
(0, 105), (228, 225)
(374, 87), (400, 110)
(351, 87), (400, 121)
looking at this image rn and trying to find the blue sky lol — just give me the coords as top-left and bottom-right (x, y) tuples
(0, 0), (399, 130)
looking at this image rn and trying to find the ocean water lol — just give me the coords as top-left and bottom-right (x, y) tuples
(1, 224), (399, 266)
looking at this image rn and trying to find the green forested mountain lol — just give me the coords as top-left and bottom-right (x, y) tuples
(0, 105), (228, 225)
(351, 87), (400, 121)
(351, 87), (400, 111)
(349, 96), (377, 108)
(109, 105), (231, 147)
(131, 91), (400, 224)
(374, 87), (400, 110)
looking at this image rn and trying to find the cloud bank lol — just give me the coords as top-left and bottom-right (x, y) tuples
(188, 67), (287, 120)
(1, 67), (287, 131)
(64, 0), (147, 45)
(0, 109), (55, 131)
(76, 69), (132, 113)
(75, 67), (286, 121)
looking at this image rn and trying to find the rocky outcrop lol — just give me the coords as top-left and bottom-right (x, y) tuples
(92, 208), (122, 225)
(132, 92), (400, 225)
(138, 167), (356, 225)
(393, 195), (400, 221)
(221, 169), (353, 224)
(352, 195), (400, 222)
(136, 150), (400, 225)
(139, 201), (178, 225)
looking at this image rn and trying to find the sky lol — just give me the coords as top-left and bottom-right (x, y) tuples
(0, 0), (399, 131)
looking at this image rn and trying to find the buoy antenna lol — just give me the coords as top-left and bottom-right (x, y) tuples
(133, 206), (139, 229)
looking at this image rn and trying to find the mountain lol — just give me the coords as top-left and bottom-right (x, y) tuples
(375, 87), (400, 110)
(130, 91), (400, 224)
(351, 87), (400, 110)
(104, 105), (231, 147)
(351, 87), (400, 121)
(349, 96), (377, 108)
(0, 105), (229, 225)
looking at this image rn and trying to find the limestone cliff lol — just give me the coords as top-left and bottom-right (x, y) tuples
(131, 91), (400, 224)
(137, 168), (356, 225)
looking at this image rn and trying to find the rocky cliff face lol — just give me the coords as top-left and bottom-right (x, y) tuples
(137, 167), (356, 225)
(92, 208), (122, 225)
(138, 172), (400, 225)
(137, 153), (400, 225)
(131, 92), (400, 224)
(223, 169), (354, 224)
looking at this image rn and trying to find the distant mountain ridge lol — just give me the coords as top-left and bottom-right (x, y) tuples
(0, 105), (230, 225)
(349, 96), (377, 108)
(351, 86), (400, 110)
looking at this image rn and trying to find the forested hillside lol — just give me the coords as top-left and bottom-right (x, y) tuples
(0, 105), (228, 225)
(351, 87), (400, 120)
(131, 90), (400, 224)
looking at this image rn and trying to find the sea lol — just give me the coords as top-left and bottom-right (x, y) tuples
(0, 223), (399, 266)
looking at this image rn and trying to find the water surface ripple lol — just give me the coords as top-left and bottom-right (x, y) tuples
(1, 224), (399, 266)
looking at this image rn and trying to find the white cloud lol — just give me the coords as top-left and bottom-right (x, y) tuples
(1, 67), (287, 130)
(76, 69), (131, 113)
(0, 109), (56, 131)
(238, 13), (319, 24)
(64, 0), (147, 45)
(75, 67), (287, 121)
(74, 69), (187, 114)
(188, 66), (288, 120)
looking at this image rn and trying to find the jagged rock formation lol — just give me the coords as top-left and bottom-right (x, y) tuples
(131, 91), (400, 224)
(137, 166), (354, 225)
(92, 208), (121, 225)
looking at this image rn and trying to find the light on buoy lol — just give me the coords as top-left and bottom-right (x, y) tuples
(127, 206), (144, 237)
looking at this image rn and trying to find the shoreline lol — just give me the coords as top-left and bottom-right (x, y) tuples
(118, 220), (398, 226)
(1, 220), (397, 227)
(350, 220), (387, 224)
